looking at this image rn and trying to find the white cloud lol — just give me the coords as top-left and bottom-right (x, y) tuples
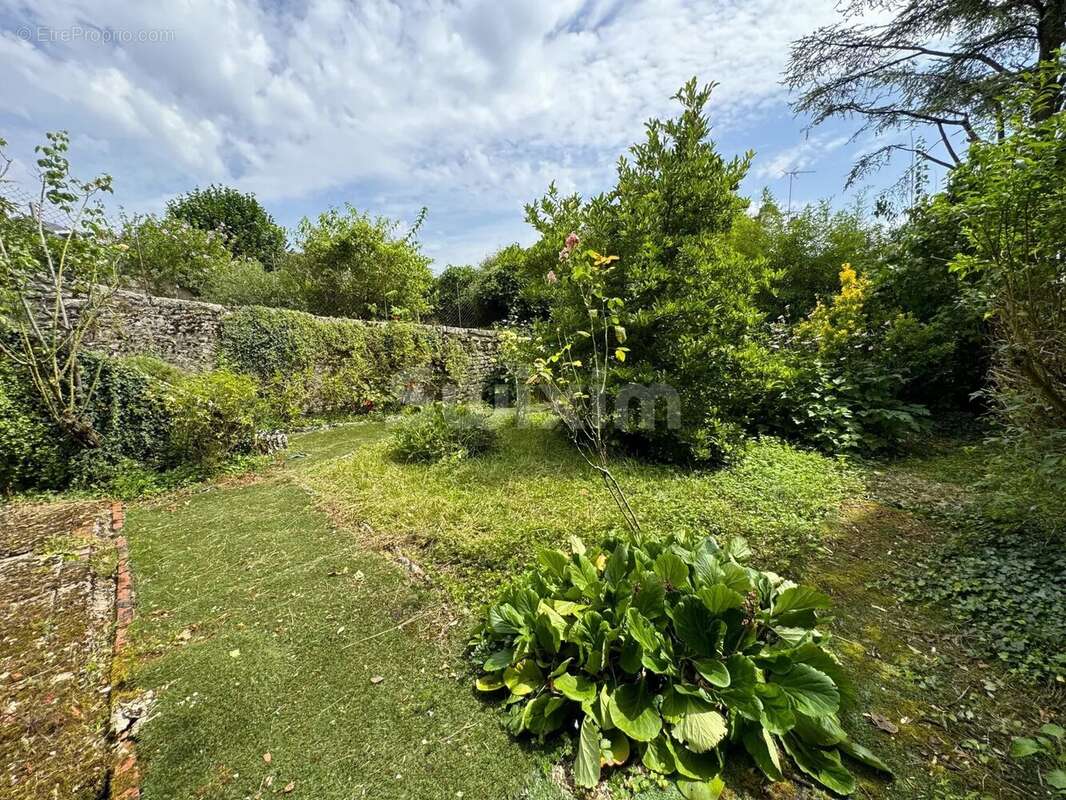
(0, 0), (845, 265)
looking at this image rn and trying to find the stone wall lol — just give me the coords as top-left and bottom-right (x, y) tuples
(73, 289), (226, 371)
(73, 288), (502, 399)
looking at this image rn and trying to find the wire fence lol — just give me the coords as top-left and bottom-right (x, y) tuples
(0, 182), (123, 233)
(427, 294), (488, 329)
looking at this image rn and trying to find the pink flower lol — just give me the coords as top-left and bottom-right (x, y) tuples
(558, 232), (580, 262)
(546, 270), (558, 284)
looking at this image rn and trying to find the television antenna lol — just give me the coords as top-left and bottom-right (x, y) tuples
(782, 169), (815, 218)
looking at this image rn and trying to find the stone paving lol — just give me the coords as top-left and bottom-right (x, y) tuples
(0, 502), (116, 800)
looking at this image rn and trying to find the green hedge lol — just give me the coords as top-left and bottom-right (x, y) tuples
(0, 354), (176, 493)
(219, 305), (469, 422)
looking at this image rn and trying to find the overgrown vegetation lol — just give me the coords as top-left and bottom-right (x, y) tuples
(291, 205), (433, 321)
(118, 213), (237, 298)
(167, 184), (288, 270)
(219, 304), (468, 423)
(1, 5), (1064, 795)
(303, 421), (861, 606)
(390, 402), (498, 463)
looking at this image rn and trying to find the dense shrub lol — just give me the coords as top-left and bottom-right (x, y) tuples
(1, 352), (273, 494)
(167, 185), (287, 269)
(736, 195), (885, 323)
(119, 214), (236, 298)
(164, 369), (261, 468)
(69, 355), (176, 487)
(943, 76), (1066, 517)
(390, 402), (497, 463)
(293, 205), (433, 320)
(524, 81), (778, 466)
(866, 201), (986, 409)
(768, 265), (934, 452)
(203, 251), (313, 311)
(0, 360), (68, 492)
(474, 532), (889, 796)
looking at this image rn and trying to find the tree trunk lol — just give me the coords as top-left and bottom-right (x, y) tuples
(1034, 0), (1066, 120)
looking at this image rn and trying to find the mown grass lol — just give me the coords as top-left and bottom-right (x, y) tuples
(125, 426), (554, 800)
(300, 417), (861, 606)
(123, 419), (1057, 800)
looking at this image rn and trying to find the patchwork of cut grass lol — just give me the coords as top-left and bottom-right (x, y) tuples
(125, 426), (556, 800)
(121, 420), (1056, 800)
(300, 419), (862, 605)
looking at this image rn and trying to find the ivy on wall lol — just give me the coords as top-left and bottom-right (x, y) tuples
(219, 305), (472, 421)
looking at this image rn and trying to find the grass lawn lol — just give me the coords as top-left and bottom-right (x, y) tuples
(122, 418), (1058, 800)
(300, 417), (862, 606)
(125, 423), (559, 800)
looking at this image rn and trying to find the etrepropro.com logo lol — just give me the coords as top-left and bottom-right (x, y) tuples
(14, 25), (175, 44)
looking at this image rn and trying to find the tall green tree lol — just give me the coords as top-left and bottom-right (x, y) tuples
(526, 80), (777, 464)
(293, 205), (432, 321)
(430, 264), (479, 326)
(787, 0), (1066, 182)
(167, 185), (287, 269)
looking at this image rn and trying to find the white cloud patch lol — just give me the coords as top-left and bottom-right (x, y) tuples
(0, 0), (844, 265)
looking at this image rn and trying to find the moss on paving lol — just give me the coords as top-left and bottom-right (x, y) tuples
(795, 500), (1053, 799)
(125, 425), (543, 800)
(0, 503), (113, 800)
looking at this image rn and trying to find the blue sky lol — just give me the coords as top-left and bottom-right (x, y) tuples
(0, 0), (944, 270)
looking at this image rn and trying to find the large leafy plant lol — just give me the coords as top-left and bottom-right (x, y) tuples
(1012, 724), (1066, 795)
(474, 532), (889, 797)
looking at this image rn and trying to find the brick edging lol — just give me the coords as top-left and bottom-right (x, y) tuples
(109, 501), (142, 800)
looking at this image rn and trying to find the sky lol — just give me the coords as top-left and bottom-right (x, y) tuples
(0, 0), (932, 270)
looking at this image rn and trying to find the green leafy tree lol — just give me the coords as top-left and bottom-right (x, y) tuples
(475, 244), (539, 324)
(430, 264), (479, 326)
(431, 246), (536, 328)
(0, 131), (121, 447)
(525, 79), (776, 464)
(867, 198), (987, 407)
(119, 213), (235, 297)
(293, 205), (432, 320)
(167, 184), (287, 269)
